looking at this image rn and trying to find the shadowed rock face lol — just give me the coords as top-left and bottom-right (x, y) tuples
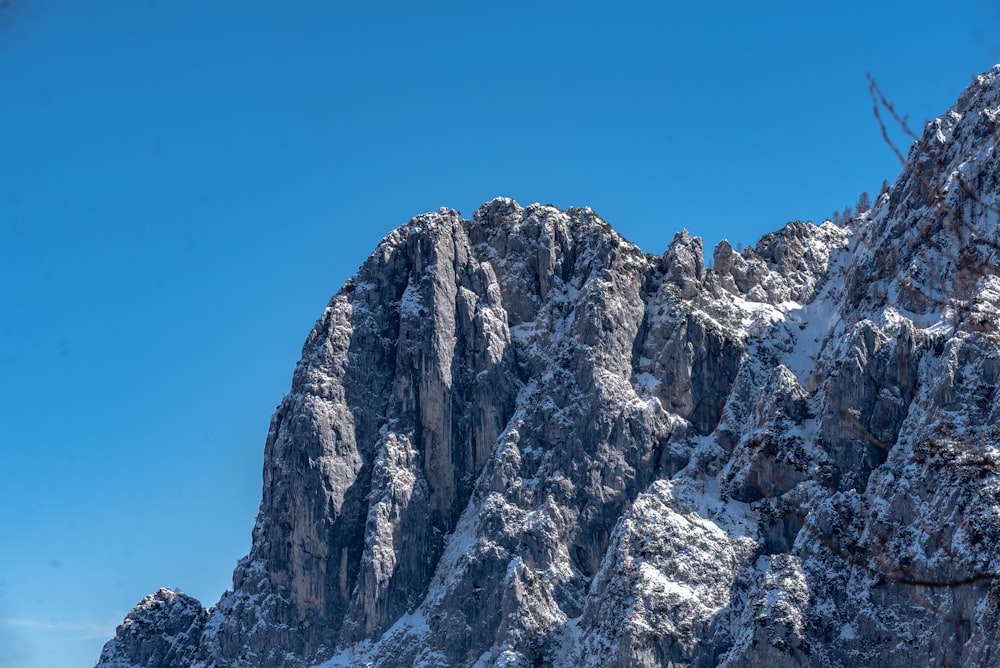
(99, 65), (1000, 668)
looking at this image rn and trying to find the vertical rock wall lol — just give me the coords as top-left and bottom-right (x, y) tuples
(98, 65), (1000, 668)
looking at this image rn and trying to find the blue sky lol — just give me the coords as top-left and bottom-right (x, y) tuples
(1, 2), (997, 666)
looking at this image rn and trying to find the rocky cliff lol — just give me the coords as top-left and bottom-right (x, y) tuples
(98, 65), (1000, 667)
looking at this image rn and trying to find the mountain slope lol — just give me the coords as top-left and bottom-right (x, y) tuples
(99, 64), (1000, 668)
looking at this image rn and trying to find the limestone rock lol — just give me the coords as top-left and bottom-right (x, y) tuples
(98, 65), (1000, 668)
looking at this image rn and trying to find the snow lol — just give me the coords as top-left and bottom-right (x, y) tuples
(399, 281), (423, 317)
(105, 68), (1000, 668)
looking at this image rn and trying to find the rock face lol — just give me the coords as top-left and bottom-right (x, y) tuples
(99, 65), (1000, 667)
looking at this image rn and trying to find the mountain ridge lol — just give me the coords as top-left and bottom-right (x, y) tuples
(99, 64), (1000, 667)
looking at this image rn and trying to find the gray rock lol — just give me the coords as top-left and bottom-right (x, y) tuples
(97, 589), (206, 668)
(98, 65), (1000, 668)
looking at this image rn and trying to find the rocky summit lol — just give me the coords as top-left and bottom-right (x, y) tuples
(99, 65), (1000, 667)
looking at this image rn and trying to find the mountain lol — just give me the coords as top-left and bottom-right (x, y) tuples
(97, 65), (1000, 667)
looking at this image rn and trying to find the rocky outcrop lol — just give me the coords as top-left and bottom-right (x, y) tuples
(99, 65), (1000, 667)
(97, 589), (206, 668)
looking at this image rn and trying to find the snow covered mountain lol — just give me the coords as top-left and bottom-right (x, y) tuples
(98, 64), (1000, 667)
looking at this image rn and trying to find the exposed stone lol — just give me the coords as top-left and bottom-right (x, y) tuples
(98, 65), (1000, 668)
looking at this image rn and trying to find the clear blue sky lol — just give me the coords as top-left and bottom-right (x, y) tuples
(1, 2), (997, 666)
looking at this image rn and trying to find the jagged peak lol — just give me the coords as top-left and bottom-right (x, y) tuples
(98, 66), (1000, 668)
(925, 63), (1000, 146)
(399, 206), (463, 236)
(470, 198), (622, 244)
(472, 196), (523, 225)
(844, 64), (1000, 321)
